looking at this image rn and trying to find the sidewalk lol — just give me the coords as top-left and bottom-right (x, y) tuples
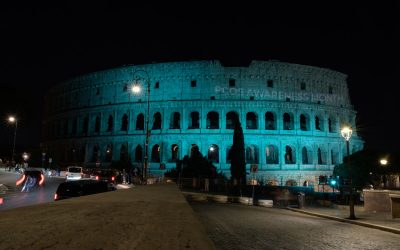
(287, 205), (400, 234)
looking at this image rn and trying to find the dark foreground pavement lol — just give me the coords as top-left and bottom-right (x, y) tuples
(0, 183), (216, 250)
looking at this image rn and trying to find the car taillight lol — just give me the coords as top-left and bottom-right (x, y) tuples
(0, 197), (3, 205)
(16, 175), (26, 186)
(39, 174), (45, 186)
(96, 176), (99, 180)
(54, 193), (58, 200)
(111, 176), (115, 181)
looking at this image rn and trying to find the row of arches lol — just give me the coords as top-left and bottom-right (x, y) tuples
(51, 109), (351, 138)
(84, 143), (341, 166)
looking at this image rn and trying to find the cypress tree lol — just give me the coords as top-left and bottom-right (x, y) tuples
(229, 116), (246, 190)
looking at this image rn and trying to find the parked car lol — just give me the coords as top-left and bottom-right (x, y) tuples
(66, 166), (84, 181)
(16, 168), (45, 192)
(54, 179), (116, 201)
(93, 169), (118, 184)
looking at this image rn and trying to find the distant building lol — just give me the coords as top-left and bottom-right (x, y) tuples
(42, 60), (363, 186)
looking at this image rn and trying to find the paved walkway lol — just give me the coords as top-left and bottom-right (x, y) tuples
(287, 205), (400, 234)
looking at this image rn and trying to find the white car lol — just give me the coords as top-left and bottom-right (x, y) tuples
(66, 166), (83, 181)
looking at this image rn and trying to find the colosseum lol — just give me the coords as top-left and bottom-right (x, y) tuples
(42, 60), (364, 186)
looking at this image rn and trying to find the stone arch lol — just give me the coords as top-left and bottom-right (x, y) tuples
(151, 144), (160, 162)
(266, 145), (279, 164)
(136, 113), (144, 130)
(121, 114), (128, 131)
(317, 146), (328, 165)
(152, 112), (162, 130)
(302, 146), (313, 164)
(189, 111), (200, 129)
(134, 145), (143, 162)
(208, 144), (219, 163)
(206, 111), (219, 129)
(265, 111), (276, 130)
(226, 111), (239, 129)
(104, 144), (113, 162)
(283, 112), (294, 130)
(170, 112), (181, 129)
(315, 114), (324, 131)
(94, 115), (101, 133)
(299, 113), (310, 131)
(284, 145), (296, 164)
(171, 144), (179, 162)
(120, 142), (129, 162)
(286, 179), (297, 186)
(246, 145), (259, 164)
(246, 112), (258, 129)
(107, 115), (113, 132)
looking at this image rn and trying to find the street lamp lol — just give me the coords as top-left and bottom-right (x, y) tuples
(341, 126), (356, 219)
(380, 158), (388, 189)
(131, 69), (151, 183)
(8, 116), (18, 167)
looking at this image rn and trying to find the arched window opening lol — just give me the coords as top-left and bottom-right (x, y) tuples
(120, 143), (128, 162)
(286, 180), (297, 186)
(226, 146), (232, 163)
(107, 115), (113, 132)
(135, 145), (143, 162)
(266, 145), (279, 164)
(190, 144), (199, 158)
(170, 112), (180, 129)
(246, 145), (258, 164)
(318, 148), (323, 164)
(315, 116), (321, 131)
(95, 116), (101, 133)
(226, 111), (239, 129)
(208, 144), (219, 163)
(105, 145), (113, 162)
(265, 112), (276, 130)
(285, 146), (295, 164)
(331, 149), (339, 165)
(92, 145), (100, 162)
(171, 144), (179, 162)
(302, 147), (309, 164)
(121, 114), (128, 131)
(246, 112), (258, 129)
(83, 116), (89, 134)
(206, 111), (219, 129)
(300, 114), (308, 131)
(152, 112), (162, 130)
(136, 113), (144, 130)
(151, 144), (161, 162)
(189, 112), (199, 129)
(283, 113), (292, 130)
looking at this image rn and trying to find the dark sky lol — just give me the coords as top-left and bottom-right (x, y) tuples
(0, 2), (399, 157)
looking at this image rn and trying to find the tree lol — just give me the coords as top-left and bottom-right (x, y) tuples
(333, 149), (399, 190)
(229, 116), (246, 189)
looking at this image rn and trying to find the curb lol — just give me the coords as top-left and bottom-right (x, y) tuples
(286, 207), (400, 235)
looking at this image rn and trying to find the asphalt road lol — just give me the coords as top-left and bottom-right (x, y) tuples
(0, 171), (65, 211)
(190, 202), (400, 250)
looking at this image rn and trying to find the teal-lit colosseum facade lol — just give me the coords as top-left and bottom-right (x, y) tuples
(42, 60), (364, 186)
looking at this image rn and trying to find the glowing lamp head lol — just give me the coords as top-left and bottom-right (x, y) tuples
(8, 116), (16, 123)
(341, 127), (353, 141)
(380, 159), (388, 166)
(131, 85), (141, 93)
(210, 146), (215, 152)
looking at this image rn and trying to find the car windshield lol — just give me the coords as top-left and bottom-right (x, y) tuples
(98, 170), (115, 176)
(68, 167), (82, 173)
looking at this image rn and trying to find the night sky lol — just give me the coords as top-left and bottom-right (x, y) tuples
(0, 2), (399, 158)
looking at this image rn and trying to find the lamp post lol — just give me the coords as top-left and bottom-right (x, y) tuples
(341, 126), (355, 219)
(380, 159), (388, 189)
(8, 116), (18, 167)
(132, 69), (151, 183)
